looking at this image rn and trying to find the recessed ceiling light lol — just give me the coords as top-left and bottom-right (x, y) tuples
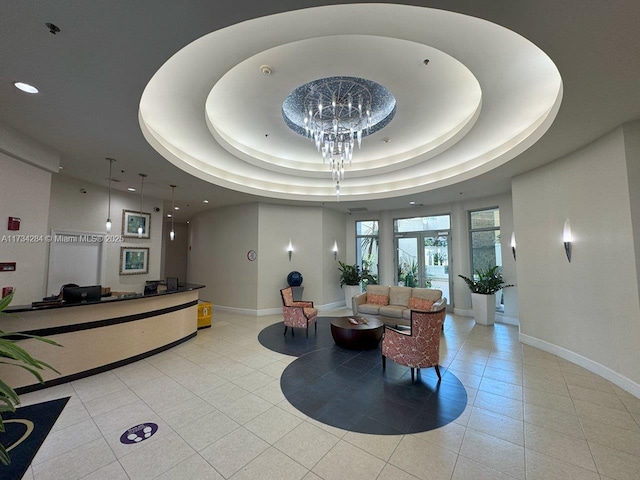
(14, 82), (39, 94)
(409, 201), (416, 205)
(167, 214), (172, 218)
(127, 187), (136, 192)
(382, 137), (391, 143)
(58, 166), (63, 170)
(203, 200), (209, 204)
(174, 206), (180, 210)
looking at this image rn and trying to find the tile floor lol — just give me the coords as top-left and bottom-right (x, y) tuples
(16, 309), (640, 480)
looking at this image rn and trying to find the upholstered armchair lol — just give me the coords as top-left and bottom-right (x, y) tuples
(381, 307), (446, 382)
(280, 287), (318, 337)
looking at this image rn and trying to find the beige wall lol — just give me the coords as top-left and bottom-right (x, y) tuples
(162, 220), (188, 281)
(513, 123), (640, 395)
(0, 152), (53, 305)
(48, 175), (163, 293)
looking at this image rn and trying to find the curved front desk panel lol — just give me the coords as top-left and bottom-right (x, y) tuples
(0, 286), (204, 394)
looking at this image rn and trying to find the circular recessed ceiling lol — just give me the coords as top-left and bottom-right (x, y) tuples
(139, 4), (562, 202)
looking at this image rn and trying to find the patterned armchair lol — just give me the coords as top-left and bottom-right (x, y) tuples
(280, 287), (318, 337)
(381, 307), (446, 382)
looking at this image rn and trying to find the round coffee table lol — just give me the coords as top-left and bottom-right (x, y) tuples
(330, 317), (384, 350)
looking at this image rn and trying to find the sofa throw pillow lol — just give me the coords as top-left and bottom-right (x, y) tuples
(409, 297), (434, 310)
(367, 293), (389, 305)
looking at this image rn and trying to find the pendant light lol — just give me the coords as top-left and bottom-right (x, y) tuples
(105, 158), (116, 232)
(138, 173), (147, 238)
(169, 185), (176, 241)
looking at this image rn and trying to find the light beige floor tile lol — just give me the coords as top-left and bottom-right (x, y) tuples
(71, 371), (128, 403)
(562, 371), (617, 394)
(18, 384), (78, 407)
(448, 369), (483, 389)
(274, 421), (340, 469)
(459, 428), (525, 479)
(376, 463), (421, 480)
(169, 367), (228, 395)
(522, 364), (565, 382)
(524, 448), (600, 480)
(468, 407), (524, 446)
(155, 395), (217, 430)
(119, 431), (196, 480)
(32, 437), (115, 480)
(129, 375), (196, 411)
(112, 361), (166, 387)
(524, 422), (596, 472)
(92, 400), (160, 436)
(252, 379), (286, 404)
(305, 417), (348, 438)
(231, 370), (276, 392)
(277, 399), (309, 420)
(145, 351), (196, 376)
(50, 402), (91, 432)
(474, 390), (524, 420)
(619, 394), (640, 415)
(313, 440), (386, 480)
(244, 405), (303, 443)
(219, 392), (273, 425)
(33, 418), (101, 465)
(523, 387), (576, 415)
(478, 377), (523, 401)
(155, 453), (225, 480)
(174, 409), (240, 451)
(574, 398), (639, 431)
(485, 357), (522, 373)
(231, 446), (308, 480)
(567, 384), (626, 411)
(342, 431), (403, 461)
(83, 387), (139, 418)
(211, 362), (256, 381)
(412, 421), (466, 453)
(259, 359), (290, 378)
(580, 417), (640, 457)
(388, 435), (458, 480)
(453, 402), (473, 426)
(523, 374), (571, 397)
(449, 359), (487, 376)
(199, 382), (250, 409)
(80, 460), (129, 479)
(589, 440), (640, 480)
(452, 455), (519, 480)
(483, 365), (523, 385)
(523, 402), (584, 439)
(199, 427), (269, 478)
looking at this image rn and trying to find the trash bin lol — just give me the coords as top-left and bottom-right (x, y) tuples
(197, 301), (212, 329)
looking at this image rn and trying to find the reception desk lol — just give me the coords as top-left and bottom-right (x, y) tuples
(0, 284), (204, 394)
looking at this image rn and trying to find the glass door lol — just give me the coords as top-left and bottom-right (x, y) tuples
(396, 232), (452, 307)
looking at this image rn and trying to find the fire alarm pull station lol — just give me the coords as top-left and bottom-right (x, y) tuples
(2, 286), (13, 298)
(0, 263), (16, 272)
(8, 217), (20, 230)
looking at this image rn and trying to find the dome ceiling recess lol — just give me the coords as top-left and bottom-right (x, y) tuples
(139, 4), (562, 202)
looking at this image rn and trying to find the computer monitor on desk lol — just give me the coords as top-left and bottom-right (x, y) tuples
(63, 285), (102, 304)
(166, 277), (179, 292)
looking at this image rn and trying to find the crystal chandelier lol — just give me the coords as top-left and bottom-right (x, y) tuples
(283, 77), (396, 199)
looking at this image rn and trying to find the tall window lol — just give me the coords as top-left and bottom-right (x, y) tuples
(469, 207), (502, 274)
(356, 220), (379, 286)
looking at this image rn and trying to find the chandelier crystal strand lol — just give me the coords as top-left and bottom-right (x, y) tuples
(282, 76), (396, 199)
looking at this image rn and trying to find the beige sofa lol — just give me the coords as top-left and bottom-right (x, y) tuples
(352, 285), (446, 327)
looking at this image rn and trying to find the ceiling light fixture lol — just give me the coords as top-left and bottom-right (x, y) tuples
(283, 76), (396, 200)
(105, 158), (116, 232)
(203, 200), (209, 204)
(169, 185), (176, 241)
(14, 82), (39, 94)
(127, 187), (136, 192)
(138, 173), (147, 238)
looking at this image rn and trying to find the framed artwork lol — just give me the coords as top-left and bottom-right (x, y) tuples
(120, 247), (149, 275)
(122, 209), (151, 239)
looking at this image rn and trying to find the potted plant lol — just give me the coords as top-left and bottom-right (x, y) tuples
(338, 261), (362, 313)
(458, 266), (512, 325)
(0, 291), (61, 465)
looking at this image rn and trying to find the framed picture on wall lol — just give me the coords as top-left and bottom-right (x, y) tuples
(120, 247), (149, 275)
(122, 209), (151, 238)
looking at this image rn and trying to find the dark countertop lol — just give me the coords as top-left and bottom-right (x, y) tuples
(4, 284), (205, 313)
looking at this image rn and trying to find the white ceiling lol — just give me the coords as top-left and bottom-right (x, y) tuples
(2, 1), (640, 219)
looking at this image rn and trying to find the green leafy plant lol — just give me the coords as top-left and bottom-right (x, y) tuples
(338, 261), (361, 287)
(0, 292), (61, 465)
(458, 265), (513, 295)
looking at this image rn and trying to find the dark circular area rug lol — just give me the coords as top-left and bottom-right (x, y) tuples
(259, 317), (467, 435)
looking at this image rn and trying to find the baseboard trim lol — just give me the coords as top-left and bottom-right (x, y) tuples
(214, 301), (347, 317)
(453, 308), (519, 326)
(519, 333), (640, 398)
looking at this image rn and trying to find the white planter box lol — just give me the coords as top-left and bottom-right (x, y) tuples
(471, 292), (496, 325)
(343, 285), (361, 313)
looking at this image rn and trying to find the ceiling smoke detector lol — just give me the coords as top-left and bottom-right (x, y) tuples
(260, 65), (273, 76)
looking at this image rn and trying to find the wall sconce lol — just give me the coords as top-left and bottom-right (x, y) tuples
(510, 232), (516, 261)
(332, 241), (338, 261)
(287, 239), (293, 261)
(563, 219), (572, 262)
